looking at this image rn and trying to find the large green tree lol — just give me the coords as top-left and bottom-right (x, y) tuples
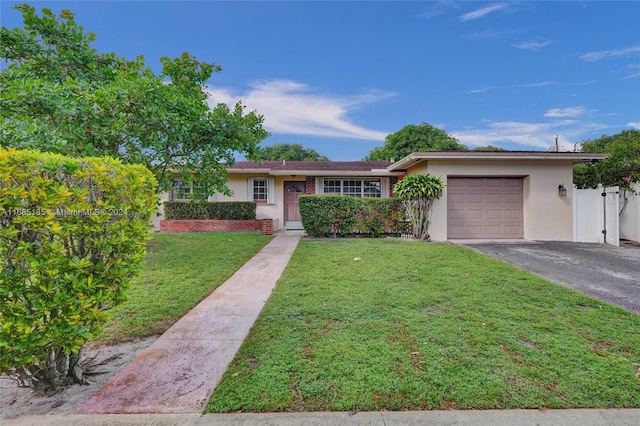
(256, 143), (329, 161)
(364, 123), (467, 161)
(573, 129), (640, 191)
(0, 4), (268, 196)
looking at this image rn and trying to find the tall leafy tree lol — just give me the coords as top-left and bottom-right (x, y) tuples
(0, 4), (268, 196)
(573, 129), (640, 191)
(364, 123), (466, 161)
(256, 143), (329, 161)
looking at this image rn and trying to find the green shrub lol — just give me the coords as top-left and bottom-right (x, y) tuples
(0, 148), (157, 390)
(299, 195), (404, 237)
(393, 175), (445, 240)
(163, 201), (256, 220)
(354, 198), (407, 237)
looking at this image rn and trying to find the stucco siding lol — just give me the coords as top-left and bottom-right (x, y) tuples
(408, 159), (575, 241)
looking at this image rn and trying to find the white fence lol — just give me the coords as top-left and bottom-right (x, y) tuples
(574, 184), (640, 246)
(620, 187), (640, 242)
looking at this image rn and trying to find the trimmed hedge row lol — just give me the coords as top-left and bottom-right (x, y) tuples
(164, 201), (256, 220)
(299, 195), (407, 237)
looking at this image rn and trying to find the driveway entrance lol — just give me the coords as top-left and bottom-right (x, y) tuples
(460, 241), (640, 314)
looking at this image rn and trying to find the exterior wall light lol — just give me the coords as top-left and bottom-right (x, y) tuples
(558, 184), (567, 197)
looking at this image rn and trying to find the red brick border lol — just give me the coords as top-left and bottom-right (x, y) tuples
(160, 219), (274, 235)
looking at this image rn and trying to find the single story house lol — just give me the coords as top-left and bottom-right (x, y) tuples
(156, 161), (404, 231)
(156, 151), (608, 241)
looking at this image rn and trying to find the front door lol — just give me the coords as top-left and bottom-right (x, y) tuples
(284, 181), (305, 229)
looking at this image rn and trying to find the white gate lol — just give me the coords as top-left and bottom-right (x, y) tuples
(573, 186), (601, 243)
(573, 185), (619, 246)
(620, 186), (640, 242)
(604, 186), (619, 247)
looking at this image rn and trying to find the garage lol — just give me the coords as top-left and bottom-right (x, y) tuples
(447, 177), (523, 239)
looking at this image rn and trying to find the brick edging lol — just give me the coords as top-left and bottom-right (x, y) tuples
(160, 219), (273, 235)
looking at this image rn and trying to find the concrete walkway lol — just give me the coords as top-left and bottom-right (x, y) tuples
(76, 235), (301, 414)
(7, 409), (640, 425)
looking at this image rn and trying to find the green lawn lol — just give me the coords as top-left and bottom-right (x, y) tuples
(96, 232), (272, 343)
(206, 238), (640, 412)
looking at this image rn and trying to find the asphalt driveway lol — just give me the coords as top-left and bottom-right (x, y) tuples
(459, 241), (640, 314)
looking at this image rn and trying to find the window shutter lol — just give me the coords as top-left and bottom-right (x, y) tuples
(267, 177), (275, 204)
(381, 177), (390, 198)
(315, 177), (324, 194)
(247, 178), (254, 201)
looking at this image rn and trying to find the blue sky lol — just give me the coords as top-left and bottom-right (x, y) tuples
(2, 1), (639, 160)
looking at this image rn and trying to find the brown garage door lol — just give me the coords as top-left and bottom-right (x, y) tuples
(447, 177), (523, 239)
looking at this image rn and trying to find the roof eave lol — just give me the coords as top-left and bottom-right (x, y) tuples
(387, 152), (610, 171)
(227, 169), (404, 177)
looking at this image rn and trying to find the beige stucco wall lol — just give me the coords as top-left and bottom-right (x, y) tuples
(407, 159), (575, 242)
(217, 174), (308, 230)
(152, 190), (169, 231)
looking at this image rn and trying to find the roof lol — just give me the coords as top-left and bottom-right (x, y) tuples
(227, 161), (404, 177)
(387, 151), (610, 171)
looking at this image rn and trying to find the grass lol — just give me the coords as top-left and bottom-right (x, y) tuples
(206, 238), (640, 412)
(96, 232), (272, 343)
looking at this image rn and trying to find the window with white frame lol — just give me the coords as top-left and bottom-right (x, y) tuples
(253, 178), (268, 201)
(171, 180), (209, 201)
(322, 178), (381, 197)
(248, 177), (275, 204)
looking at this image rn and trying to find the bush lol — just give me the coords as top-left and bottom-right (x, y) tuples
(0, 148), (157, 390)
(355, 198), (407, 237)
(163, 201), (256, 220)
(393, 174), (445, 240)
(299, 195), (405, 237)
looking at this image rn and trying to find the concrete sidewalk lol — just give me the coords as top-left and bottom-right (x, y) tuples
(6, 409), (640, 425)
(76, 235), (301, 414)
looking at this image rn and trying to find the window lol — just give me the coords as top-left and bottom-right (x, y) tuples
(253, 178), (268, 202)
(171, 180), (208, 201)
(248, 177), (275, 204)
(322, 178), (381, 197)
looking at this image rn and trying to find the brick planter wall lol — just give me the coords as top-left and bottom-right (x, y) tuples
(260, 218), (273, 235)
(160, 219), (273, 234)
(305, 176), (315, 194)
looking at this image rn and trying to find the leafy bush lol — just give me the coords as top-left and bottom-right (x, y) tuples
(355, 198), (407, 237)
(0, 148), (157, 390)
(393, 175), (445, 240)
(163, 201), (256, 220)
(299, 195), (404, 237)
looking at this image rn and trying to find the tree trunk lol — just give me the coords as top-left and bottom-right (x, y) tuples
(9, 346), (86, 390)
(404, 197), (434, 240)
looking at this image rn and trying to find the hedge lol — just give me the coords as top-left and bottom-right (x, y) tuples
(299, 195), (406, 237)
(163, 201), (256, 220)
(0, 148), (157, 390)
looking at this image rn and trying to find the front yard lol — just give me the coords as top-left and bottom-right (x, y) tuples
(97, 232), (272, 343)
(206, 238), (640, 411)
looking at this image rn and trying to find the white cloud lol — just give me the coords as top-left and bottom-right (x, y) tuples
(416, 1), (461, 19)
(579, 45), (640, 62)
(623, 65), (640, 80)
(459, 3), (508, 22)
(544, 106), (588, 118)
(629, 122), (640, 130)
(467, 81), (554, 94)
(207, 80), (394, 141)
(511, 40), (553, 50)
(451, 120), (610, 151)
(523, 81), (555, 88)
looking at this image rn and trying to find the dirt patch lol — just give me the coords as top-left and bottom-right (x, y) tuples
(0, 336), (156, 421)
